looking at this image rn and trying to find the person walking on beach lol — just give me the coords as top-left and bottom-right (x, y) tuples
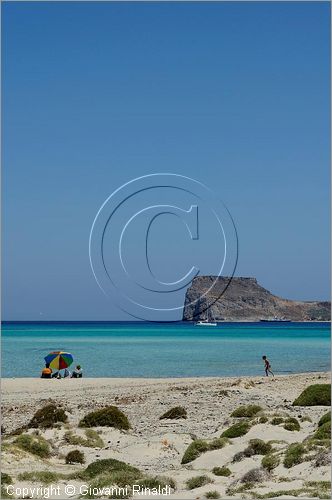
(262, 355), (274, 377)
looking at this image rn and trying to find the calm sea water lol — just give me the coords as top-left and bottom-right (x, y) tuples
(1, 322), (330, 378)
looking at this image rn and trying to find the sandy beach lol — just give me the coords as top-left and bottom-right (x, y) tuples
(1, 373), (331, 499)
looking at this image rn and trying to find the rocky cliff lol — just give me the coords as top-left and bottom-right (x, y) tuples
(183, 276), (331, 322)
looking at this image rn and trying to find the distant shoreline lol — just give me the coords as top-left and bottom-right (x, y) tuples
(2, 320), (331, 324)
(1, 370), (330, 381)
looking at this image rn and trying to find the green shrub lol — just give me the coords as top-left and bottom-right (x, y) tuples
(283, 443), (306, 468)
(136, 476), (176, 490)
(85, 429), (103, 444)
(1, 486), (11, 499)
(83, 458), (140, 479)
(231, 405), (262, 418)
(79, 406), (130, 430)
(209, 437), (229, 450)
(305, 480), (331, 490)
(283, 417), (300, 432)
(250, 489), (320, 499)
(206, 491), (221, 499)
(313, 421), (331, 440)
(66, 450), (85, 464)
(18, 471), (59, 484)
(259, 416), (269, 424)
(1, 473), (12, 485)
(186, 475), (212, 490)
(212, 466), (231, 477)
(232, 440), (272, 462)
(241, 468), (267, 484)
(232, 451), (246, 462)
(261, 454), (280, 471)
(181, 438), (228, 464)
(293, 385), (331, 406)
(64, 429), (104, 448)
(28, 404), (67, 429)
(181, 439), (208, 463)
(318, 412), (331, 427)
(271, 417), (284, 425)
(160, 406), (187, 420)
(8, 426), (26, 437)
(221, 421), (250, 438)
(314, 450), (331, 467)
(244, 439), (273, 456)
(226, 484), (255, 496)
(89, 470), (141, 490)
(14, 433), (50, 458)
(109, 491), (131, 500)
(304, 437), (331, 451)
(88, 471), (174, 494)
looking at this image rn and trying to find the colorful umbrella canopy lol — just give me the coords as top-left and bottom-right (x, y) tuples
(44, 351), (73, 370)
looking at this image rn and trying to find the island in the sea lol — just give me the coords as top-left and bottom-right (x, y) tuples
(183, 276), (331, 322)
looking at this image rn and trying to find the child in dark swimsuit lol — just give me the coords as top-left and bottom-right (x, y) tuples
(262, 355), (274, 377)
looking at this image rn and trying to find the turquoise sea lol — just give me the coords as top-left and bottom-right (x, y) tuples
(1, 322), (330, 378)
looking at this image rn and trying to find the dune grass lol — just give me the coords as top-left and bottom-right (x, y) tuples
(240, 467), (268, 484)
(1, 473), (12, 485)
(64, 429), (104, 448)
(14, 433), (50, 458)
(212, 466), (231, 477)
(88, 470), (175, 495)
(261, 453), (280, 471)
(283, 417), (301, 432)
(160, 406), (187, 419)
(271, 417), (284, 425)
(221, 421), (251, 438)
(136, 476), (176, 489)
(181, 437), (228, 464)
(88, 471), (140, 491)
(206, 491), (221, 499)
(186, 475), (212, 490)
(66, 449), (85, 464)
(231, 405), (262, 418)
(28, 404), (67, 429)
(81, 458), (140, 479)
(1, 486), (11, 499)
(244, 439), (273, 456)
(18, 471), (60, 484)
(318, 412), (331, 427)
(293, 384), (331, 406)
(283, 443), (306, 468)
(313, 421), (331, 440)
(79, 406), (130, 430)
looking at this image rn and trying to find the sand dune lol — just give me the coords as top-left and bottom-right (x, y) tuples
(1, 373), (331, 499)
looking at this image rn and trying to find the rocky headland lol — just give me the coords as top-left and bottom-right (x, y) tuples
(183, 277), (331, 322)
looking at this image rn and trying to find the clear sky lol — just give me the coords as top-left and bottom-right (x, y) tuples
(2, 1), (330, 321)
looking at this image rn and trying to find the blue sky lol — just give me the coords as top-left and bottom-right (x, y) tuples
(2, 1), (330, 320)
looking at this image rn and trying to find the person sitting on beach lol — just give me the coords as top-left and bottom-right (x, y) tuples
(262, 355), (274, 377)
(41, 363), (52, 379)
(71, 365), (83, 378)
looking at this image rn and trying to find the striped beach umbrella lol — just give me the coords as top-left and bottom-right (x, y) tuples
(44, 351), (73, 370)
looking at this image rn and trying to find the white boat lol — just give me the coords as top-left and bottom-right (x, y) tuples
(196, 320), (217, 326)
(195, 306), (217, 326)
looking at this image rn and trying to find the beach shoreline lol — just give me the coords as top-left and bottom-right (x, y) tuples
(2, 372), (330, 432)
